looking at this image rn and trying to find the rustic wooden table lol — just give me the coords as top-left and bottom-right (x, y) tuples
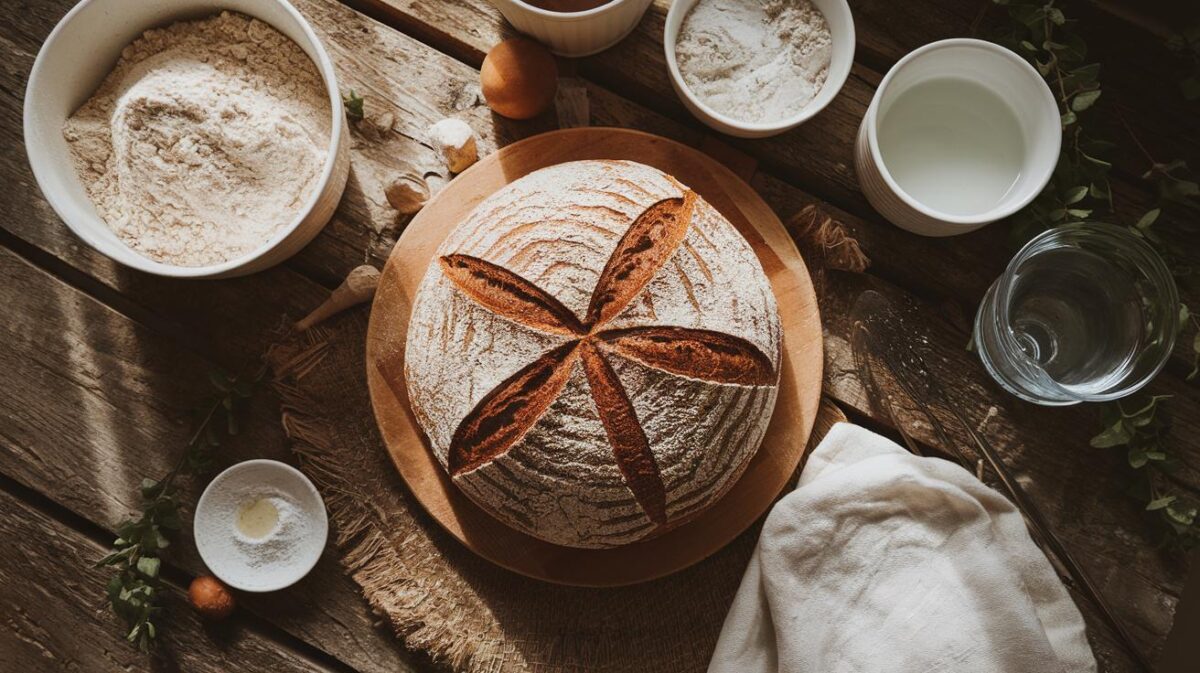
(2, 1), (1196, 671)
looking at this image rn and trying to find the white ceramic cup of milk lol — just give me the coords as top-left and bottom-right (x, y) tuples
(855, 38), (1061, 237)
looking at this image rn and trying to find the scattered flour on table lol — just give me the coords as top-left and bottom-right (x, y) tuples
(674, 0), (832, 124)
(63, 12), (331, 267)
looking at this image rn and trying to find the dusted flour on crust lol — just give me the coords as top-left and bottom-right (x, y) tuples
(399, 160), (781, 548)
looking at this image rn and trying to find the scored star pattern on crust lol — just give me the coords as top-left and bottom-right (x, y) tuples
(437, 190), (776, 526)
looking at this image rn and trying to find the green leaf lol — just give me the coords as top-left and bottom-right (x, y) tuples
(1061, 110), (1077, 127)
(155, 502), (182, 531)
(1090, 419), (1132, 448)
(1060, 34), (1088, 62)
(1136, 208), (1161, 229)
(1064, 185), (1088, 204)
(1163, 178), (1200, 201)
(1071, 89), (1101, 111)
(139, 478), (161, 500)
(1147, 496), (1177, 511)
(1067, 63), (1100, 85)
(1047, 7), (1066, 25)
(342, 90), (365, 121)
(1066, 209), (1091, 218)
(1166, 505), (1198, 526)
(136, 556), (161, 579)
(106, 575), (124, 602)
(1128, 448), (1148, 468)
(1020, 40), (1037, 51)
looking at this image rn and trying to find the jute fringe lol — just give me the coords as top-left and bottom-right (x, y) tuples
(266, 302), (841, 672)
(790, 204), (870, 275)
(270, 327), (487, 669)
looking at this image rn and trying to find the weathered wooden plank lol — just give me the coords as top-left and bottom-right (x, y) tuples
(0, 485), (339, 673)
(347, 0), (1199, 371)
(0, 243), (420, 673)
(357, 0), (1197, 215)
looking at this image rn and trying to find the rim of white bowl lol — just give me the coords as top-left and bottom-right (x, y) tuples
(865, 38), (1062, 226)
(194, 459), (329, 593)
(23, 0), (345, 278)
(509, 0), (631, 21)
(662, 0), (856, 134)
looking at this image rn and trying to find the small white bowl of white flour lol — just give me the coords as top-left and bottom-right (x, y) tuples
(664, 0), (855, 138)
(194, 460), (328, 593)
(24, 0), (350, 278)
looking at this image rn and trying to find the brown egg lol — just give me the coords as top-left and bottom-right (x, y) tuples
(481, 38), (558, 120)
(189, 575), (236, 620)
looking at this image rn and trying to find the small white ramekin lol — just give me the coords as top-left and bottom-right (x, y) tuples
(195, 459), (329, 593)
(491, 0), (652, 57)
(24, 0), (350, 279)
(663, 0), (855, 139)
(855, 39), (1061, 237)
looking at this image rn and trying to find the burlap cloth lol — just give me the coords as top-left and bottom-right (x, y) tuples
(267, 278), (843, 673)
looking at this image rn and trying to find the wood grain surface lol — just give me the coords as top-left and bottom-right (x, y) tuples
(0, 0), (1195, 670)
(365, 128), (823, 585)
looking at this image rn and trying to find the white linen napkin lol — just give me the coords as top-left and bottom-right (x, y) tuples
(708, 422), (1096, 673)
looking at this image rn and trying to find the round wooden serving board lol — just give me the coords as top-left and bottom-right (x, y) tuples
(365, 128), (823, 586)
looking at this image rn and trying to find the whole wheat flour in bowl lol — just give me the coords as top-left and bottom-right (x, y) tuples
(675, 0), (832, 124)
(63, 11), (331, 267)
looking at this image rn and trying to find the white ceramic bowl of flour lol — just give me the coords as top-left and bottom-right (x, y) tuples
(194, 459), (328, 592)
(664, 0), (854, 138)
(24, 0), (350, 279)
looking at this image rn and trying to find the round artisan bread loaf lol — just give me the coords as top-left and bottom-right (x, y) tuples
(402, 159), (781, 548)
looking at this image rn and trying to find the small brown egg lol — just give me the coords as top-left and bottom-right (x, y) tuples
(481, 38), (558, 120)
(189, 575), (236, 620)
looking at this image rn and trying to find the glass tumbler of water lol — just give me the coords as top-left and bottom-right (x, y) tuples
(974, 223), (1178, 405)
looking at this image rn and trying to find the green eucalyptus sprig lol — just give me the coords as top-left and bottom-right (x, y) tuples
(993, 0), (1113, 244)
(1090, 394), (1199, 549)
(342, 89), (365, 121)
(995, 0), (1200, 548)
(96, 368), (257, 651)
